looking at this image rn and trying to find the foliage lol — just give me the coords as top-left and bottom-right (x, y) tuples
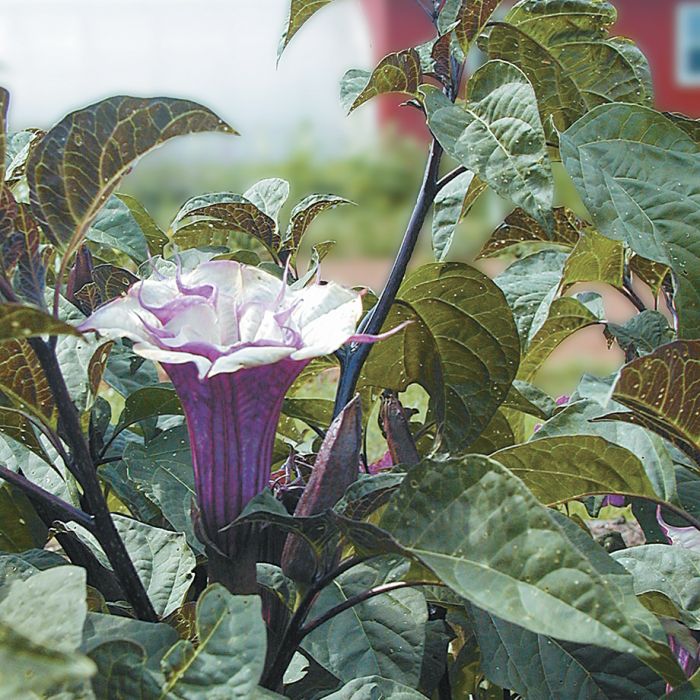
(0, 0), (699, 697)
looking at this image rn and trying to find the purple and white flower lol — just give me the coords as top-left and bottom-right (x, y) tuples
(79, 260), (389, 555)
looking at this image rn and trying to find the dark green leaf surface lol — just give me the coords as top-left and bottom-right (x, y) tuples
(361, 263), (519, 450)
(321, 676), (428, 699)
(493, 435), (658, 505)
(279, 0), (334, 57)
(439, 0), (501, 50)
(86, 196), (151, 264)
(471, 606), (666, 700)
(561, 103), (700, 336)
(27, 96), (235, 257)
(606, 311), (674, 356)
(424, 60), (553, 228)
(431, 170), (475, 262)
(561, 228), (624, 290)
(284, 194), (351, 252)
(380, 455), (667, 665)
(0, 303), (79, 341)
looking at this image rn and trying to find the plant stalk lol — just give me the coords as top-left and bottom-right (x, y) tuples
(28, 337), (157, 622)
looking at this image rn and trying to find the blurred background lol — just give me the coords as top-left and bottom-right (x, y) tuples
(1, 0), (699, 393)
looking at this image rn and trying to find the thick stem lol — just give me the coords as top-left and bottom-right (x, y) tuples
(333, 141), (443, 415)
(28, 338), (157, 622)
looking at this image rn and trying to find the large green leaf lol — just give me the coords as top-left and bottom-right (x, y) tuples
(379, 455), (669, 667)
(423, 60), (553, 228)
(561, 228), (624, 290)
(0, 483), (47, 552)
(86, 195), (151, 264)
(27, 96), (235, 258)
(561, 103), (700, 336)
(321, 676), (429, 700)
(613, 545), (700, 630)
(123, 426), (200, 552)
(470, 606), (666, 700)
(606, 311), (674, 357)
(431, 170), (477, 262)
(116, 386), (183, 433)
(69, 515), (196, 618)
(484, 0), (652, 134)
(117, 194), (169, 257)
(89, 640), (160, 700)
(303, 559), (427, 686)
(279, 0), (334, 56)
(438, 0), (501, 51)
(341, 50), (422, 114)
(161, 586), (266, 698)
(360, 263), (519, 450)
(0, 304), (80, 341)
(283, 194), (351, 253)
(604, 341), (700, 464)
(534, 399), (676, 502)
(493, 435), (658, 505)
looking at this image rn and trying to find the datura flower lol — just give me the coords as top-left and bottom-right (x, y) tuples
(79, 260), (386, 555)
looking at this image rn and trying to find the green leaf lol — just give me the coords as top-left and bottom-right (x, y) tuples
(613, 545), (700, 630)
(0, 566), (87, 653)
(123, 426), (200, 552)
(303, 559), (427, 686)
(495, 250), (568, 346)
(561, 103), (700, 337)
(503, 380), (557, 421)
(380, 455), (668, 666)
(423, 60), (554, 229)
(561, 228), (625, 290)
(438, 0), (501, 51)
(161, 586), (266, 698)
(103, 340), (159, 397)
(279, 0), (333, 57)
(243, 178), (290, 224)
(0, 622), (95, 700)
(0, 406), (49, 460)
(340, 50), (422, 114)
(321, 676), (429, 699)
(69, 515), (196, 618)
(470, 606), (666, 700)
(89, 641), (160, 700)
(484, 0), (653, 134)
(605, 341), (700, 464)
(431, 171), (475, 262)
(518, 296), (600, 381)
(493, 435), (658, 505)
(630, 255), (669, 297)
(0, 303), (79, 342)
(283, 194), (352, 253)
(86, 196), (151, 264)
(117, 386), (183, 433)
(360, 263), (520, 451)
(0, 483), (47, 552)
(534, 399), (676, 502)
(606, 310), (674, 356)
(27, 96), (235, 258)
(117, 194), (168, 257)
(172, 192), (280, 255)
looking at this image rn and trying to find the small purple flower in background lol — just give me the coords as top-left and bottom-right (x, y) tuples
(601, 495), (626, 508)
(555, 394), (570, 407)
(79, 260), (393, 558)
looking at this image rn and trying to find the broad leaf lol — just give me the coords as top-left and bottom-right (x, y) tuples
(116, 386), (183, 433)
(561, 228), (624, 290)
(341, 50), (422, 114)
(630, 255), (669, 297)
(283, 194), (351, 253)
(27, 96), (235, 258)
(303, 559), (427, 687)
(380, 455), (668, 666)
(89, 641), (160, 700)
(86, 196), (151, 264)
(613, 545), (700, 630)
(321, 676), (429, 699)
(161, 586), (266, 698)
(493, 435), (658, 505)
(424, 60), (553, 228)
(431, 170), (476, 262)
(243, 178), (290, 224)
(361, 263), (519, 450)
(606, 311), (674, 356)
(0, 483), (47, 552)
(117, 194), (168, 257)
(279, 0), (333, 57)
(605, 341), (700, 464)
(471, 606), (666, 700)
(561, 103), (700, 336)
(439, 0), (501, 51)
(484, 0), (653, 134)
(0, 303), (79, 341)
(123, 426), (200, 552)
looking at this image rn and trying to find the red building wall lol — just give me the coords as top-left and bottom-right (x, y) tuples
(362, 0), (700, 134)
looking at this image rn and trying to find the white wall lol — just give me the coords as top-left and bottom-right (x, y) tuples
(0, 0), (376, 159)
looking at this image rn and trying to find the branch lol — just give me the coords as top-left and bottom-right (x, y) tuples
(435, 165), (467, 193)
(333, 140), (443, 415)
(28, 337), (157, 622)
(621, 271), (646, 313)
(298, 580), (442, 639)
(0, 464), (95, 531)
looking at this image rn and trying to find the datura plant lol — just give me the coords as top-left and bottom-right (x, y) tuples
(1, 0), (700, 697)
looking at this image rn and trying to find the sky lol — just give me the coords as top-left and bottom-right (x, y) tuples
(0, 0), (377, 160)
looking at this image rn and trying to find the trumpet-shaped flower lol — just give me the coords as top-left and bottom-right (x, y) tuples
(79, 260), (386, 555)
